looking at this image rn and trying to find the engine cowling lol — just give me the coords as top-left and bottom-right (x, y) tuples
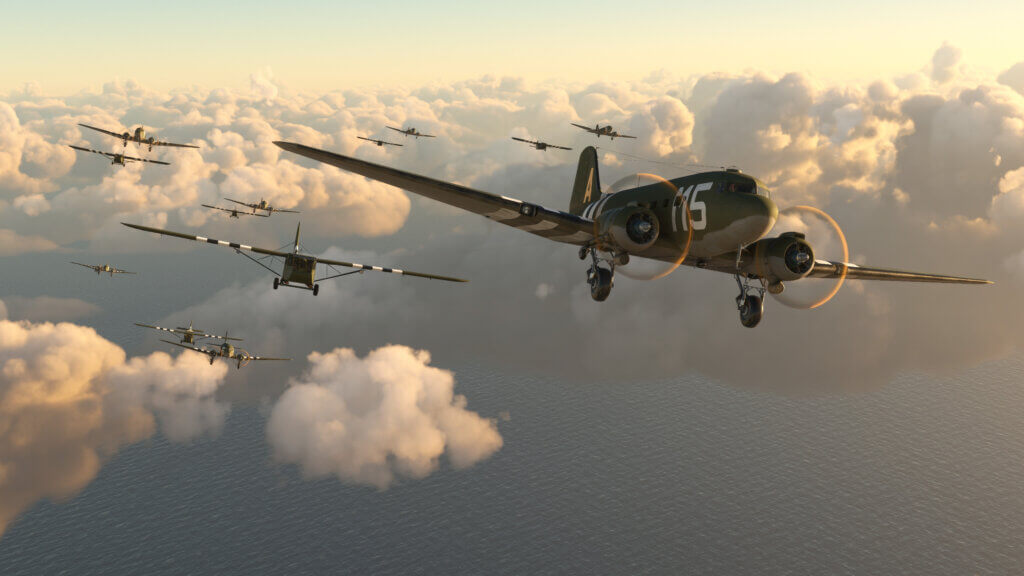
(755, 232), (815, 282)
(597, 206), (661, 253)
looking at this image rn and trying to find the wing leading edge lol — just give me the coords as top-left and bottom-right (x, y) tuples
(807, 260), (991, 284)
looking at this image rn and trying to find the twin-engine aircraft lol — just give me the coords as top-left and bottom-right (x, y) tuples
(71, 261), (135, 276)
(387, 126), (435, 139)
(69, 145), (169, 167)
(136, 320), (243, 345)
(121, 222), (466, 296)
(163, 332), (289, 369)
(275, 141), (991, 328)
(512, 137), (572, 152)
(78, 123), (200, 151)
(225, 197), (300, 216)
(571, 123), (636, 140)
(357, 136), (403, 148)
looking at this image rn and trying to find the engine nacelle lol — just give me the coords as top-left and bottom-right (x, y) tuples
(753, 232), (815, 282)
(597, 206), (661, 253)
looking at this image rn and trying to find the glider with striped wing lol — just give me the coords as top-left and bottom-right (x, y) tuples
(224, 197), (300, 216)
(71, 261), (136, 277)
(135, 320), (244, 345)
(121, 222), (466, 296)
(70, 145), (169, 167)
(512, 137), (572, 151)
(274, 140), (991, 328)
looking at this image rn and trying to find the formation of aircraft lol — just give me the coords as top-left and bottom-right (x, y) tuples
(512, 137), (572, 152)
(225, 198), (300, 216)
(69, 145), (169, 167)
(357, 136), (403, 148)
(162, 332), (290, 369)
(203, 204), (268, 218)
(136, 321), (244, 345)
(274, 141), (990, 328)
(78, 123), (200, 152)
(71, 261), (135, 276)
(387, 126), (435, 138)
(571, 123), (636, 140)
(121, 222), (467, 296)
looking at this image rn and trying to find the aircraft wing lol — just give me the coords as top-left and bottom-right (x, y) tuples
(161, 339), (215, 356)
(69, 144), (115, 159)
(386, 126), (406, 135)
(70, 261), (99, 271)
(316, 253), (467, 283)
(548, 144), (573, 150)
(78, 123), (123, 139)
(153, 140), (200, 149)
(570, 123), (597, 134)
(511, 137), (537, 145)
(112, 268), (136, 274)
(122, 154), (170, 165)
(614, 134), (637, 139)
(121, 223), (289, 258)
(203, 204), (268, 217)
(806, 260), (992, 284)
(274, 141), (596, 246)
(224, 198), (257, 209)
(270, 208), (301, 214)
(243, 354), (291, 362)
(136, 323), (236, 340)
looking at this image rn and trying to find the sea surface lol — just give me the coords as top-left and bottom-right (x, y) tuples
(2, 358), (1023, 575)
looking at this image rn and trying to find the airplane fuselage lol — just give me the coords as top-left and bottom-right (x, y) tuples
(281, 253), (317, 288)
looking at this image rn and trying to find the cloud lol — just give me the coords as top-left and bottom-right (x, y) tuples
(998, 61), (1024, 96)
(0, 229), (58, 255)
(1, 296), (99, 322)
(930, 42), (963, 84)
(0, 313), (229, 538)
(267, 345), (503, 489)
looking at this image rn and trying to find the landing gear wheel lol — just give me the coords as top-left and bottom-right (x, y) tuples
(273, 277), (279, 290)
(312, 284), (320, 296)
(578, 246), (590, 261)
(588, 267), (613, 302)
(739, 295), (763, 328)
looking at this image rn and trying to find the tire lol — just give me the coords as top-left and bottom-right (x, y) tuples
(273, 277), (279, 290)
(739, 295), (763, 328)
(312, 284), (320, 296)
(589, 267), (613, 302)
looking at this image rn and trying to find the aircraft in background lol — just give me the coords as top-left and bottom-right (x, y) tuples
(71, 261), (136, 276)
(203, 204), (268, 218)
(512, 137), (572, 152)
(275, 141), (991, 328)
(386, 126), (435, 139)
(121, 222), (467, 296)
(78, 123), (200, 152)
(225, 198), (300, 216)
(162, 332), (289, 369)
(357, 136), (403, 148)
(570, 123), (636, 140)
(69, 145), (169, 167)
(136, 320), (244, 345)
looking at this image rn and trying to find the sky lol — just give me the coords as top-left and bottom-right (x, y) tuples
(2, 0), (1024, 544)
(2, 1), (1023, 93)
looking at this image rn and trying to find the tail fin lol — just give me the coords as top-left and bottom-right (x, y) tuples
(570, 146), (601, 216)
(293, 223), (301, 253)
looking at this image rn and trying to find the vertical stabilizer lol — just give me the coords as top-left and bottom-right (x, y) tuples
(293, 223), (301, 253)
(570, 146), (601, 216)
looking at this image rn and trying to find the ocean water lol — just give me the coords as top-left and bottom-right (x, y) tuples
(2, 360), (1023, 575)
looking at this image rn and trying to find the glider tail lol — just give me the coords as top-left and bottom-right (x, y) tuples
(570, 146), (601, 216)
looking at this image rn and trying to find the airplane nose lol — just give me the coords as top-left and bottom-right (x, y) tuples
(745, 193), (778, 237)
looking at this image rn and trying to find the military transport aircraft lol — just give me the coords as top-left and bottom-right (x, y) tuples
(225, 198), (300, 216)
(136, 321), (243, 345)
(121, 222), (467, 296)
(162, 333), (289, 369)
(203, 204), (268, 218)
(275, 141), (991, 328)
(512, 137), (572, 152)
(570, 123), (636, 140)
(69, 145), (169, 167)
(78, 123), (200, 152)
(387, 126), (435, 139)
(71, 261), (135, 276)
(357, 136), (403, 148)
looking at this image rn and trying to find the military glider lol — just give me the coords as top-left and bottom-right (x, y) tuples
(275, 141), (991, 328)
(357, 136), (403, 148)
(512, 137), (572, 151)
(203, 204), (269, 218)
(136, 320), (243, 345)
(71, 261), (136, 276)
(78, 123), (200, 151)
(386, 126), (435, 139)
(69, 145), (169, 167)
(224, 197), (300, 215)
(570, 123), (636, 140)
(162, 333), (288, 369)
(121, 222), (466, 296)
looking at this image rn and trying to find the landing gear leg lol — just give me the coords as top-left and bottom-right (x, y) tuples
(312, 284), (320, 296)
(735, 274), (765, 328)
(586, 245), (614, 302)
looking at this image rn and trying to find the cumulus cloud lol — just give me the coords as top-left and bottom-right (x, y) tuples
(267, 345), (503, 489)
(930, 42), (963, 84)
(0, 314), (229, 537)
(0, 229), (58, 255)
(998, 61), (1024, 96)
(1, 296), (99, 322)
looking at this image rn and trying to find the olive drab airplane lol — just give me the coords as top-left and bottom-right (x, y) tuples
(69, 145), (170, 167)
(512, 137), (572, 152)
(135, 321), (244, 345)
(357, 135), (403, 148)
(71, 261), (136, 276)
(161, 331), (289, 369)
(78, 123), (200, 152)
(571, 123), (636, 140)
(224, 197), (300, 216)
(203, 204), (269, 218)
(121, 222), (467, 296)
(386, 126), (436, 138)
(275, 141), (991, 328)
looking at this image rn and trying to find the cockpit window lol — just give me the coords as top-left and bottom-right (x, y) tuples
(723, 180), (756, 194)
